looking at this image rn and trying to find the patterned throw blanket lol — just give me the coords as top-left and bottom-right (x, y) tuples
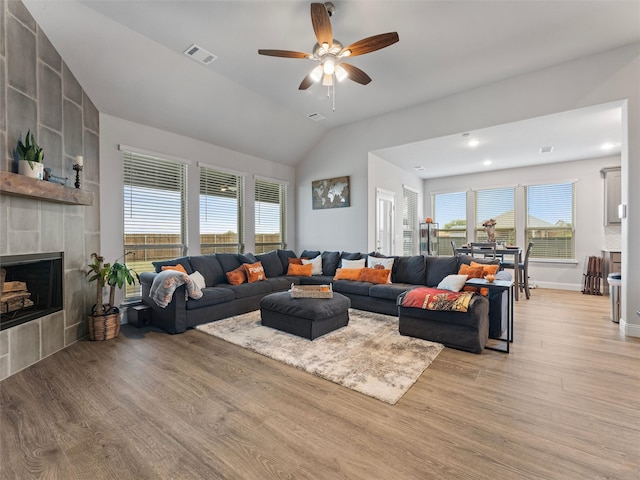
(400, 287), (474, 312)
(150, 270), (202, 308)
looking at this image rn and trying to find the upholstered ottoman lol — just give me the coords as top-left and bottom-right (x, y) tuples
(398, 291), (490, 354)
(260, 291), (351, 340)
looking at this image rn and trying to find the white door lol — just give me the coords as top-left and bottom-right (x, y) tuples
(376, 189), (395, 255)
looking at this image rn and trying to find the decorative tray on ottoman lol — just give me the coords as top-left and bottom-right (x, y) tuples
(289, 284), (333, 299)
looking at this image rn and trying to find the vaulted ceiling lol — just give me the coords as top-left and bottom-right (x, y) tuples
(23, 1), (640, 173)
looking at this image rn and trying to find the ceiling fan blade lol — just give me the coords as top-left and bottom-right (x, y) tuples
(342, 32), (399, 57)
(311, 3), (333, 47)
(258, 49), (311, 59)
(341, 63), (372, 85)
(299, 74), (315, 90)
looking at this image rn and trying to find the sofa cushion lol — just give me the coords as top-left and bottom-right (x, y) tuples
(332, 280), (372, 296)
(302, 255), (323, 275)
(333, 268), (363, 281)
(189, 255), (225, 286)
(256, 250), (284, 277)
(218, 281), (272, 299)
(359, 267), (391, 284)
(301, 250), (321, 259)
(152, 256), (193, 274)
(299, 275), (334, 285)
(185, 287), (236, 310)
(265, 276), (300, 291)
(216, 253), (242, 273)
(369, 283), (417, 301)
(277, 249), (297, 270)
(394, 255), (426, 284)
(239, 253), (258, 264)
(340, 252), (362, 265)
(426, 256), (458, 287)
(321, 251), (341, 276)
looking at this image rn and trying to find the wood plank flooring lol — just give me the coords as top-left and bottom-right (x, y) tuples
(1, 289), (639, 479)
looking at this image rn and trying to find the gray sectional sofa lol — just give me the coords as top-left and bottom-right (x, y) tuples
(139, 249), (509, 353)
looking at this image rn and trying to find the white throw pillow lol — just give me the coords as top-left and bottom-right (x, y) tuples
(302, 255), (323, 275)
(341, 258), (366, 269)
(189, 271), (206, 290)
(437, 274), (468, 292)
(366, 256), (394, 283)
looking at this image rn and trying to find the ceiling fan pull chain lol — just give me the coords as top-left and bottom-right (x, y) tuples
(332, 82), (336, 112)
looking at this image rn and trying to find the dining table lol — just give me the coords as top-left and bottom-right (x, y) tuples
(454, 245), (523, 300)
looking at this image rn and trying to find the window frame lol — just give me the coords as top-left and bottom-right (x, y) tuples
(254, 177), (287, 253)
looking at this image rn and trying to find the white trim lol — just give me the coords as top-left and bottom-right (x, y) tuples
(620, 318), (640, 338)
(254, 174), (289, 186)
(402, 184), (419, 194)
(118, 144), (192, 165)
(197, 162), (246, 177)
(522, 178), (578, 188)
(530, 258), (579, 265)
(470, 183), (517, 192)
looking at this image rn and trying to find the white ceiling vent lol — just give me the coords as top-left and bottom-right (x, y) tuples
(184, 44), (217, 65)
(540, 146), (554, 154)
(307, 112), (326, 122)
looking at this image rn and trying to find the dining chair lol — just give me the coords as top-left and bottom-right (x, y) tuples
(469, 242), (497, 258)
(501, 242), (534, 299)
(450, 241), (457, 255)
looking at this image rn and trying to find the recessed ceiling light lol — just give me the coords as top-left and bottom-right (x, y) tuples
(601, 142), (615, 150)
(483, 159), (492, 166)
(467, 139), (479, 148)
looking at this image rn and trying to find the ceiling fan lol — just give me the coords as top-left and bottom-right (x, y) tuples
(258, 2), (399, 97)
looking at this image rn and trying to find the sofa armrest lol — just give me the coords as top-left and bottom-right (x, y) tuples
(140, 271), (188, 333)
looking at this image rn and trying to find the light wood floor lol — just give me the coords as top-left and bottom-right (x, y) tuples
(1, 289), (639, 479)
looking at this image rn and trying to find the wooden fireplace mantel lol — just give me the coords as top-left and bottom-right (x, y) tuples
(0, 171), (93, 206)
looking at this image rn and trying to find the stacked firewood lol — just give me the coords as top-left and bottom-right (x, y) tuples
(582, 256), (603, 295)
(0, 269), (34, 314)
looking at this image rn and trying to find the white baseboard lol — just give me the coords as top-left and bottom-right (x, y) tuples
(620, 319), (640, 338)
(534, 281), (582, 291)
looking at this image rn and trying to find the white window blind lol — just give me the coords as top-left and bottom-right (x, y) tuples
(526, 182), (574, 259)
(255, 179), (286, 253)
(200, 167), (245, 254)
(475, 187), (515, 244)
(402, 187), (419, 255)
(434, 191), (467, 254)
(123, 151), (187, 297)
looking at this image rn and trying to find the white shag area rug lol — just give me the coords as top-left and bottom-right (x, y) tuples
(196, 308), (443, 405)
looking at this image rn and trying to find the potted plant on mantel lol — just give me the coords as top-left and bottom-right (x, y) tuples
(15, 130), (45, 180)
(86, 252), (138, 341)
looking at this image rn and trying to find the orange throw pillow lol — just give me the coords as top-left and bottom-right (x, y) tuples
(359, 267), (391, 285)
(287, 263), (312, 276)
(470, 261), (499, 277)
(226, 266), (246, 285)
(288, 257), (303, 265)
(244, 261), (266, 283)
(458, 264), (485, 279)
(162, 264), (187, 274)
(333, 268), (363, 281)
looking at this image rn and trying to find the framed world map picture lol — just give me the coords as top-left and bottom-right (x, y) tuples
(312, 176), (350, 209)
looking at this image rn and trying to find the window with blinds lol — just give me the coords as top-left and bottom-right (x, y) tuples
(434, 191), (467, 254)
(402, 187), (419, 255)
(475, 187), (515, 244)
(200, 167), (245, 254)
(255, 179), (286, 254)
(123, 151), (187, 297)
(525, 182), (574, 259)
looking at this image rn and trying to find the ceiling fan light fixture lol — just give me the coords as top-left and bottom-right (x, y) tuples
(310, 64), (323, 82)
(323, 57), (336, 75)
(322, 73), (334, 86)
(335, 64), (348, 82)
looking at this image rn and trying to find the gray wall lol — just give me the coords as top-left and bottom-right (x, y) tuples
(0, 0), (100, 380)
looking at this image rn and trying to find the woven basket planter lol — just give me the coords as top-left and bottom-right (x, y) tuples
(88, 312), (121, 341)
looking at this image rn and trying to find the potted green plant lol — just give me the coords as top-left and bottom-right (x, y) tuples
(15, 130), (45, 180)
(86, 252), (138, 340)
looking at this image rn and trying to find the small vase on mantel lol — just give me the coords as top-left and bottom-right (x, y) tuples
(18, 160), (45, 180)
